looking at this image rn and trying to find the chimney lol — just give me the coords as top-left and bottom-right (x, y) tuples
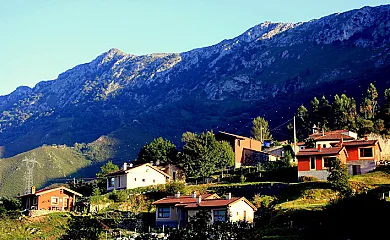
(197, 195), (202, 204)
(322, 128), (325, 136)
(31, 186), (36, 194)
(364, 135), (368, 141)
(226, 192), (232, 200)
(123, 162), (128, 170)
(317, 145), (322, 151)
(312, 124), (317, 134)
(192, 191), (197, 198)
(175, 191), (180, 198)
(339, 138), (343, 146)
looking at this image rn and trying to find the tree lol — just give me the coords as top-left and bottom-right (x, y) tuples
(137, 137), (178, 165)
(96, 161), (119, 193)
(331, 94), (358, 131)
(318, 95), (332, 130)
(251, 116), (272, 141)
(360, 83), (379, 120)
(327, 158), (352, 197)
(179, 131), (233, 179)
(214, 141), (235, 171)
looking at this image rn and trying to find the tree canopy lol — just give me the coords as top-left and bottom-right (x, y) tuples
(251, 117), (272, 141)
(137, 137), (178, 164)
(179, 131), (234, 179)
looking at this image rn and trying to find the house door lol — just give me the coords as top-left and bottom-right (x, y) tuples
(63, 197), (69, 210)
(352, 165), (361, 175)
(26, 198), (31, 210)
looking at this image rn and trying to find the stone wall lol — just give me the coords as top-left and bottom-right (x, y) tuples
(346, 160), (376, 175)
(368, 133), (390, 160)
(298, 170), (329, 180)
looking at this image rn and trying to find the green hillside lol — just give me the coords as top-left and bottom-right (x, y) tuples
(0, 146), (91, 197)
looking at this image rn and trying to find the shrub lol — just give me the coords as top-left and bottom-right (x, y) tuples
(165, 181), (185, 196)
(240, 175), (246, 184)
(108, 190), (128, 202)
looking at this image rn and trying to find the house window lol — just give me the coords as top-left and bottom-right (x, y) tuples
(108, 177), (115, 188)
(60, 189), (63, 194)
(213, 210), (227, 222)
(172, 171), (177, 181)
(310, 157), (316, 170)
(118, 177), (121, 188)
(142, 179), (145, 182)
(51, 197), (59, 205)
(134, 178), (137, 181)
(153, 179), (156, 183)
(32, 197), (37, 205)
(323, 144), (326, 148)
(323, 157), (336, 169)
(157, 207), (170, 218)
(360, 148), (373, 158)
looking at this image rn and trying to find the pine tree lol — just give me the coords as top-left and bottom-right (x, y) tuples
(360, 83), (379, 120)
(251, 117), (272, 141)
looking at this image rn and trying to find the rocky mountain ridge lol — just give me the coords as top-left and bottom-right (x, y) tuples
(0, 4), (390, 160)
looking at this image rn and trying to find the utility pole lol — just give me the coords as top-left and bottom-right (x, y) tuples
(22, 157), (39, 194)
(293, 116), (297, 162)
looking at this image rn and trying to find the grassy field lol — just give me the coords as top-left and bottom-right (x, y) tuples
(0, 212), (70, 240)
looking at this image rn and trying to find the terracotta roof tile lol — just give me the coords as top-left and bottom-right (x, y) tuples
(152, 194), (216, 205)
(184, 197), (240, 208)
(313, 133), (355, 141)
(297, 147), (344, 156)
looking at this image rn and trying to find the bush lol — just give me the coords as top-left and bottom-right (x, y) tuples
(109, 190), (128, 202)
(240, 175), (246, 184)
(165, 181), (185, 196)
(299, 176), (319, 182)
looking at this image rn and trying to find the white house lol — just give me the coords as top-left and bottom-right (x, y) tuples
(105, 163), (171, 192)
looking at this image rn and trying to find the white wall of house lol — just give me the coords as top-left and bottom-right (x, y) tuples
(125, 165), (168, 189)
(228, 200), (255, 223)
(315, 140), (340, 148)
(298, 170), (329, 180)
(107, 164), (168, 191)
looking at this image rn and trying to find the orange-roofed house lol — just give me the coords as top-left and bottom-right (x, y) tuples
(331, 139), (382, 175)
(19, 186), (82, 212)
(308, 129), (357, 149)
(152, 192), (257, 227)
(105, 163), (171, 192)
(215, 131), (262, 168)
(297, 145), (348, 180)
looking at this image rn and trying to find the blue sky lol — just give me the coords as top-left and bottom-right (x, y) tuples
(0, 0), (388, 95)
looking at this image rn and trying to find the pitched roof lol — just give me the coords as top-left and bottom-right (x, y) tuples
(153, 195), (257, 211)
(216, 131), (248, 140)
(297, 147), (345, 156)
(312, 133), (355, 141)
(19, 186), (83, 198)
(309, 130), (348, 138)
(152, 194), (217, 205)
(338, 140), (382, 151)
(105, 163), (171, 178)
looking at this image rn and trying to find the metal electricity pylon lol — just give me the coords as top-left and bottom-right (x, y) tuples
(22, 157), (39, 194)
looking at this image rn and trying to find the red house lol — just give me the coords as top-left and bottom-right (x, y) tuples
(332, 139), (382, 175)
(19, 186), (82, 211)
(297, 146), (348, 180)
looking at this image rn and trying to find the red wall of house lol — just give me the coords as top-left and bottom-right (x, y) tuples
(298, 151), (347, 171)
(346, 144), (380, 161)
(23, 189), (76, 210)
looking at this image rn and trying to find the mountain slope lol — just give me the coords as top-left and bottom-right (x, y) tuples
(0, 146), (92, 196)
(0, 5), (389, 164)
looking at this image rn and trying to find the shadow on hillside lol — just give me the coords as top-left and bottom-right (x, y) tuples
(277, 181), (332, 203)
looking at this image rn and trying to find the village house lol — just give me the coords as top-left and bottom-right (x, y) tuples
(152, 192), (256, 228)
(215, 131), (262, 168)
(331, 138), (382, 175)
(297, 146), (348, 180)
(105, 163), (171, 192)
(19, 186), (82, 212)
(307, 127), (357, 148)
